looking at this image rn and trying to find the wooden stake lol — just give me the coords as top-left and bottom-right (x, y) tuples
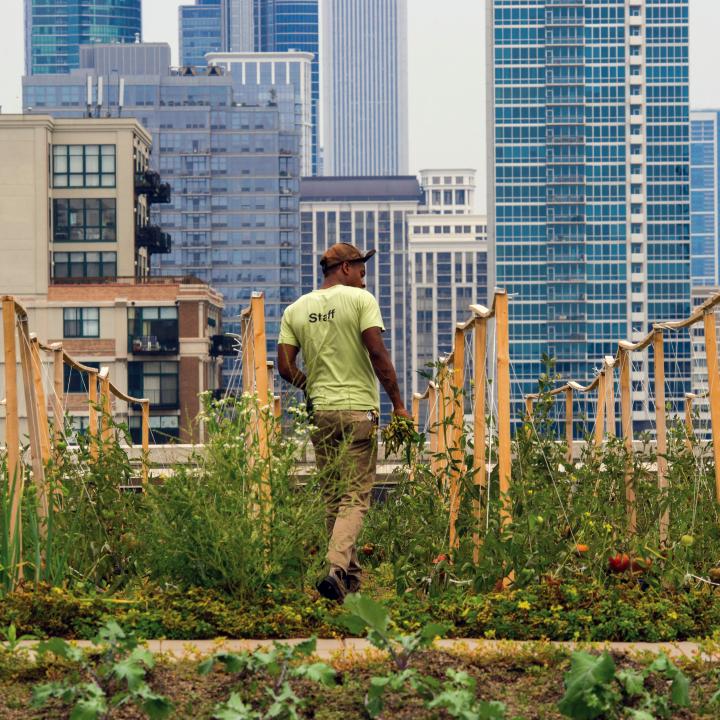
(2, 296), (22, 585)
(619, 348), (637, 534)
(52, 344), (64, 446)
(473, 316), (487, 564)
(29, 336), (51, 465)
(412, 394), (420, 430)
(449, 329), (466, 550)
(99, 368), (112, 444)
(653, 329), (669, 544)
(17, 314), (47, 524)
(495, 292), (511, 529)
(594, 371), (605, 447)
(703, 311), (720, 504)
(141, 400), (149, 486)
(565, 387), (573, 462)
(428, 382), (439, 473)
(605, 358), (616, 437)
(87, 369), (98, 452)
(251, 292), (271, 514)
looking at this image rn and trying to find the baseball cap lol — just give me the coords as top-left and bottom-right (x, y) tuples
(320, 243), (377, 271)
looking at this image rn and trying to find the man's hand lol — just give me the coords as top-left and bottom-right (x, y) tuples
(392, 407), (412, 421)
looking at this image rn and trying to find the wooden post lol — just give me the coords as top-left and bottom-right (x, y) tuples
(52, 344), (64, 445)
(17, 313), (47, 524)
(251, 292), (271, 513)
(594, 371), (606, 447)
(99, 368), (112, 444)
(2, 297), (22, 584)
(619, 348), (637, 534)
(653, 329), (669, 544)
(449, 329), (466, 550)
(87, 369), (99, 447)
(29, 336), (51, 465)
(241, 313), (253, 395)
(684, 394), (694, 451)
(565, 387), (573, 462)
(605, 357), (616, 437)
(473, 316), (487, 564)
(412, 394), (420, 430)
(141, 400), (150, 486)
(703, 310), (720, 504)
(435, 362), (450, 472)
(495, 292), (512, 529)
(428, 382), (439, 472)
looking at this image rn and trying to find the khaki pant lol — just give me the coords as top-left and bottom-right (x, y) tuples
(311, 409), (378, 578)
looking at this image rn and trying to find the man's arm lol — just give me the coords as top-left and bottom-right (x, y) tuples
(277, 343), (307, 391)
(361, 327), (410, 418)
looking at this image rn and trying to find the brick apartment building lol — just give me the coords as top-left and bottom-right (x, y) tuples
(0, 115), (223, 443)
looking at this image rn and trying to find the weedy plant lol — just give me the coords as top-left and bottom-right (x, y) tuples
(557, 650), (689, 720)
(340, 593), (508, 719)
(199, 637), (336, 719)
(138, 392), (327, 599)
(32, 620), (172, 719)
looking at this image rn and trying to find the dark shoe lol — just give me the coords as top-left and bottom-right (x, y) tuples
(344, 574), (361, 594)
(316, 567), (347, 602)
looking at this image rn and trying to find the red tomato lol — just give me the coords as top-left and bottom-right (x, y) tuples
(608, 553), (631, 573)
(630, 556), (653, 573)
(575, 544), (589, 554)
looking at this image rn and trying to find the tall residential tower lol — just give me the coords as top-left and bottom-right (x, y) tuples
(487, 0), (690, 432)
(322, 0), (408, 176)
(24, 0), (141, 75)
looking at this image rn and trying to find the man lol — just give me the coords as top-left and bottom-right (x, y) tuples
(277, 242), (411, 601)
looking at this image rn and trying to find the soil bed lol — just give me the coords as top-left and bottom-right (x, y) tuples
(2, 645), (720, 719)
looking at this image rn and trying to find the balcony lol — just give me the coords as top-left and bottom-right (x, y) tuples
(128, 308), (179, 355)
(136, 224), (172, 255)
(210, 334), (238, 357)
(135, 171), (172, 204)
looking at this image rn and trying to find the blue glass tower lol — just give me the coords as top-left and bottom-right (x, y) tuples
(488, 0), (690, 432)
(254, 0), (319, 175)
(690, 111), (720, 287)
(24, 0), (141, 75)
(179, 0), (223, 68)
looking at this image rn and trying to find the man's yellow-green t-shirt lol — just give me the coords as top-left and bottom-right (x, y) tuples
(278, 285), (384, 411)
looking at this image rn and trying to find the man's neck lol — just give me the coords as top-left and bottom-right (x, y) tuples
(320, 278), (343, 290)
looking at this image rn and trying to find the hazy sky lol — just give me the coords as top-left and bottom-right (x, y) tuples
(2, 0), (720, 213)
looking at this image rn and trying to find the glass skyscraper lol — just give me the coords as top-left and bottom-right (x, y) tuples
(179, 0), (223, 68)
(690, 111), (720, 287)
(322, 0), (408, 176)
(488, 0), (690, 432)
(255, 0), (320, 175)
(24, 0), (141, 75)
(23, 44), (310, 366)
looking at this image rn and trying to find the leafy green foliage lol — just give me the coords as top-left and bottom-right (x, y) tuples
(32, 620), (172, 719)
(558, 650), (690, 720)
(137, 393), (327, 599)
(199, 636), (336, 719)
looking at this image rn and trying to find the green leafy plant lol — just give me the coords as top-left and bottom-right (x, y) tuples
(557, 650), (690, 720)
(32, 620), (172, 719)
(199, 636), (336, 719)
(0, 623), (36, 654)
(339, 594), (507, 718)
(138, 393), (327, 599)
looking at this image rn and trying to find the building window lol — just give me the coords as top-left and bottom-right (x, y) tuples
(63, 361), (100, 394)
(63, 307), (100, 338)
(128, 361), (179, 409)
(128, 414), (179, 444)
(53, 251), (117, 280)
(53, 199), (116, 242)
(52, 144), (116, 188)
(128, 306), (179, 354)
